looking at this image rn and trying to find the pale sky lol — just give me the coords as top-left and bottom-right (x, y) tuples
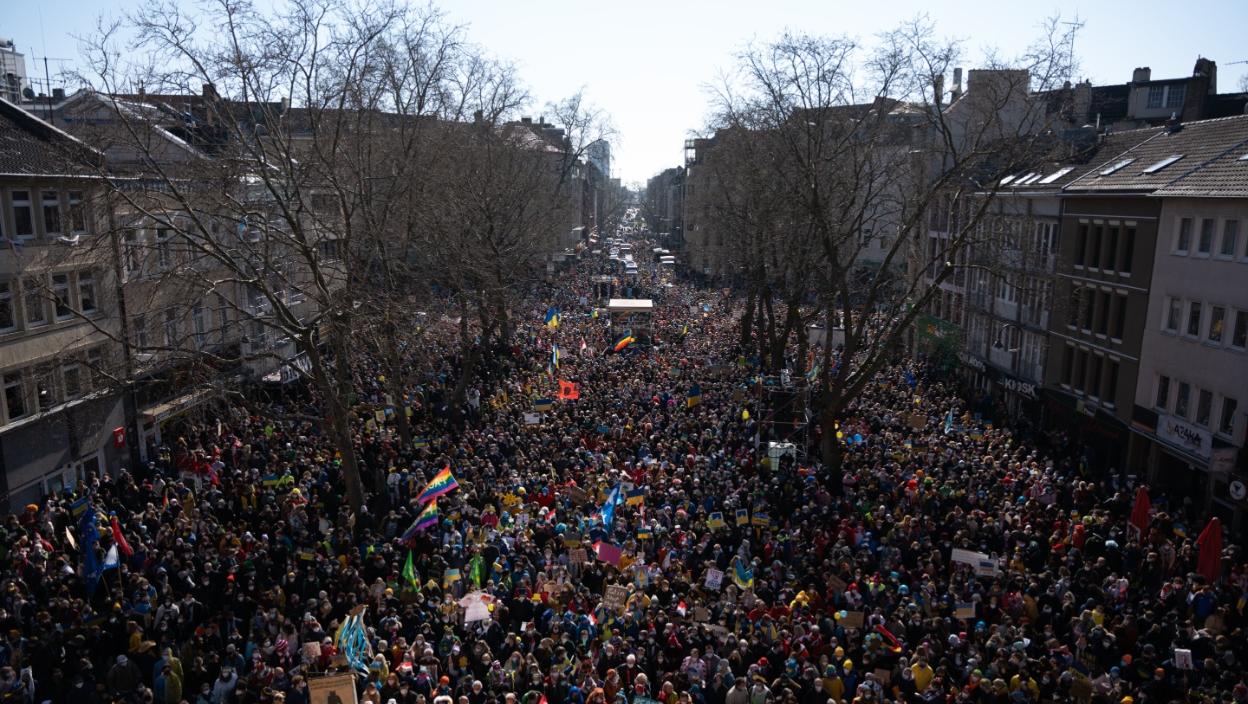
(7, 0), (1247, 185)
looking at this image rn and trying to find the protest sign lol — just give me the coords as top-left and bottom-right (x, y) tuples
(840, 610), (865, 629)
(568, 548), (589, 564)
(954, 602), (976, 619)
(604, 584), (629, 613)
(704, 568), (724, 590)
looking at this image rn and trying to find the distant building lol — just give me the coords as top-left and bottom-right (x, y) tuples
(0, 40), (26, 104)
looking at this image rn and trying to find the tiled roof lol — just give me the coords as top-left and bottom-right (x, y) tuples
(0, 98), (101, 177)
(1153, 140), (1248, 197)
(997, 127), (1161, 192)
(1063, 114), (1248, 194)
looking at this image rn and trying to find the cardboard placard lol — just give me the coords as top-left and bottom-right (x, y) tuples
(873, 669), (892, 686)
(604, 584), (629, 613)
(908, 412), (927, 430)
(308, 673), (359, 704)
(1174, 648), (1194, 670)
(566, 486), (590, 504)
(569, 548), (589, 564)
(840, 610), (865, 629)
(523, 412), (541, 425)
(827, 575), (847, 594)
(693, 606), (711, 622)
(954, 602), (976, 619)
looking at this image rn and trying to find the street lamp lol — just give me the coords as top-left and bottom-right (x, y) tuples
(992, 323), (1021, 353)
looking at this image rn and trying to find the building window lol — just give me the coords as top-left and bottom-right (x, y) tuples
(1197, 218), (1215, 254)
(1165, 84), (1185, 109)
(1120, 226), (1135, 273)
(1081, 290), (1095, 331)
(1087, 356), (1103, 399)
(1220, 397), (1239, 436)
(85, 348), (105, 388)
(1087, 224), (1102, 269)
(1112, 295), (1127, 339)
(23, 278), (45, 326)
(1067, 287), (1081, 328)
(1175, 217), (1192, 253)
(1164, 297), (1181, 332)
(193, 306), (207, 349)
(3, 372), (26, 422)
(1095, 291), (1110, 335)
(1175, 381), (1191, 418)
(0, 282), (12, 331)
(1074, 224), (1087, 266)
(1072, 350), (1086, 393)
(41, 191), (61, 235)
(1208, 306), (1226, 344)
(1104, 360), (1119, 406)
(1103, 226), (1118, 270)
(1061, 345), (1074, 386)
(163, 309), (178, 349)
(34, 364), (58, 411)
(1221, 220), (1239, 257)
(52, 274), (72, 320)
(68, 191), (87, 234)
(156, 229), (173, 269)
(133, 314), (147, 350)
(1232, 310), (1248, 350)
(1147, 85), (1165, 109)
(11, 191), (33, 238)
(123, 230), (141, 277)
(1156, 375), (1171, 410)
(217, 302), (231, 346)
(62, 363), (82, 400)
(1196, 388), (1213, 427)
(78, 272), (96, 314)
(1186, 301), (1202, 337)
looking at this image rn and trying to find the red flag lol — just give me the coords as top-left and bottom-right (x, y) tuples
(1129, 486), (1151, 539)
(557, 380), (580, 401)
(110, 515), (134, 557)
(1196, 517), (1223, 583)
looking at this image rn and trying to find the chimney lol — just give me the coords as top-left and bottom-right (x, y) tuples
(280, 96), (290, 113)
(1165, 112), (1183, 133)
(952, 68), (963, 100)
(473, 109), (483, 123)
(521, 116), (532, 125)
(1131, 67), (1151, 83)
(52, 87), (65, 101)
(202, 82), (218, 100)
(1193, 57), (1217, 94)
(933, 73), (944, 103)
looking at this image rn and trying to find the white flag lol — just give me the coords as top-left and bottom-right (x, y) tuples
(103, 544), (120, 570)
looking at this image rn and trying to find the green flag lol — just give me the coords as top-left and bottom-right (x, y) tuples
(403, 550), (419, 590)
(469, 554), (485, 587)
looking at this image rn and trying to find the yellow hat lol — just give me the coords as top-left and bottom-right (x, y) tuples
(843, 660), (853, 672)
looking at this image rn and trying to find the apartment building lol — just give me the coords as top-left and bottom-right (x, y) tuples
(0, 98), (127, 511)
(1129, 119), (1248, 528)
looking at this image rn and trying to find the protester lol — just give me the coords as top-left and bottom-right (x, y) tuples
(1, 236), (1243, 704)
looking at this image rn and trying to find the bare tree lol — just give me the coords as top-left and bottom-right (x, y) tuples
(703, 17), (1082, 489)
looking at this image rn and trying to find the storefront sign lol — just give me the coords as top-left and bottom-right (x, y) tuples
(998, 376), (1038, 401)
(959, 352), (986, 373)
(1158, 413), (1212, 459)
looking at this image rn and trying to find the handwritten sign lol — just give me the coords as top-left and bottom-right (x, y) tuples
(704, 568), (724, 591)
(840, 610), (865, 629)
(604, 584), (629, 613)
(569, 548), (589, 564)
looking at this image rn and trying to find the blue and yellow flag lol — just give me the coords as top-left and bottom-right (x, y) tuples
(625, 488), (646, 506)
(686, 384), (702, 408)
(733, 557), (754, 590)
(752, 512), (771, 527)
(544, 307), (560, 329)
(549, 344), (560, 376)
(735, 508), (750, 526)
(707, 512), (726, 530)
(534, 398), (554, 412)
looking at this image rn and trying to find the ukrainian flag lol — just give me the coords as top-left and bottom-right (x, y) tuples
(545, 307), (560, 329)
(707, 512), (726, 530)
(751, 512), (771, 527)
(733, 557), (754, 590)
(735, 508), (749, 526)
(533, 398), (554, 412)
(262, 474), (282, 488)
(637, 527), (652, 540)
(413, 437), (429, 449)
(625, 488), (646, 506)
(686, 384), (702, 408)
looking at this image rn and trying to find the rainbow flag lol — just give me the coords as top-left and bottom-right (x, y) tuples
(401, 500), (439, 540)
(613, 332), (635, 352)
(544, 307), (560, 329)
(416, 466), (459, 504)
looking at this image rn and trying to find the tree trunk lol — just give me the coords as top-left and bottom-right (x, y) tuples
(739, 285), (757, 351)
(382, 319), (412, 447)
(304, 329), (365, 532)
(820, 411), (845, 497)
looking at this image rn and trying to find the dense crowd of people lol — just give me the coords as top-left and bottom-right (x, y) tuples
(1, 238), (1244, 704)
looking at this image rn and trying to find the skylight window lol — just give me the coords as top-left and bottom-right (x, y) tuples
(1019, 172), (1044, 185)
(999, 174), (1017, 185)
(1099, 158), (1135, 176)
(1239, 152), (1248, 161)
(1142, 154), (1184, 174)
(1038, 167), (1075, 184)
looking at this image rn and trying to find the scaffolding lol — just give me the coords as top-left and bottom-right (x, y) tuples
(754, 374), (811, 462)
